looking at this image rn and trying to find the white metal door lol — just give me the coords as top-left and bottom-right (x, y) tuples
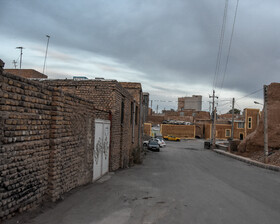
(93, 119), (110, 181)
(102, 123), (110, 174)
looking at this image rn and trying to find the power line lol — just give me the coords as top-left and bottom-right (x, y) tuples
(236, 88), (263, 101)
(213, 0), (229, 90)
(219, 0), (240, 94)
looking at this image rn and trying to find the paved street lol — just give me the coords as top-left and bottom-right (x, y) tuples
(8, 140), (280, 224)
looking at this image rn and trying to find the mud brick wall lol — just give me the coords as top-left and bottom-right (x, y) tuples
(204, 123), (245, 140)
(42, 80), (137, 171)
(161, 124), (195, 139)
(239, 83), (280, 152)
(0, 71), (108, 221)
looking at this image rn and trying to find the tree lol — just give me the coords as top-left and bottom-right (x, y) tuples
(227, 108), (241, 114)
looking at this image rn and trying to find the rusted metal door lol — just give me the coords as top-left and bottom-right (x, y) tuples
(93, 119), (110, 181)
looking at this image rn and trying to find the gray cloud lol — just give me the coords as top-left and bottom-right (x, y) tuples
(1, 0), (279, 98)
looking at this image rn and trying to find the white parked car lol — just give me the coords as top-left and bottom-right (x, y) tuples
(143, 138), (166, 148)
(156, 138), (166, 147)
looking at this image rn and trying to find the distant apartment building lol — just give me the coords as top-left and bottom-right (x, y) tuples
(178, 95), (202, 111)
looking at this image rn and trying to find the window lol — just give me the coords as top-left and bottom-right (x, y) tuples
(248, 117), (252, 129)
(225, 129), (231, 137)
(238, 122), (244, 129)
(135, 106), (138, 125)
(180, 112), (184, 117)
(121, 101), (124, 124)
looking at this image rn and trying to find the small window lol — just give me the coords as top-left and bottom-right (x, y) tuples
(135, 106), (138, 125)
(121, 101), (124, 124)
(180, 112), (184, 117)
(238, 122), (244, 129)
(225, 129), (231, 137)
(248, 117), (252, 129)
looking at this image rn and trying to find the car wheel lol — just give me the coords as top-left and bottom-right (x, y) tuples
(176, 139), (179, 141)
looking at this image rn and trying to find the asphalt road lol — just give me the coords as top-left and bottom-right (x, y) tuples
(7, 140), (280, 224)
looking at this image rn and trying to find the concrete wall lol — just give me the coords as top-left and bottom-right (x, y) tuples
(161, 124), (195, 139)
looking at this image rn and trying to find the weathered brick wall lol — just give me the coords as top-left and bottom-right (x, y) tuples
(0, 71), (108, 220)
(42, 80), (139, 171)
(0, 72), (52, 220)
(161, 124), (195, 139)
(48, 89), (108, 201)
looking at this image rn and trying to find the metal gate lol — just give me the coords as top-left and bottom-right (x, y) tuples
(93, 119), (110, 181)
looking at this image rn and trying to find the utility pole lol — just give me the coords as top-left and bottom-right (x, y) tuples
(264, 85), (268, 163)
(16, 47), (24, 69)
(43, 35), (50, 74)
(209, 90), (218, 147)
(12, 60), (17, 69)
(231, 98), (235, 140)
(213, 107), (217, 147)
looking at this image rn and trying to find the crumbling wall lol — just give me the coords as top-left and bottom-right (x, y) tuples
(238, 83), (280, 152)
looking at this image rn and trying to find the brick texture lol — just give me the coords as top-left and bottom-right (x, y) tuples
(0, 71), (108, 220)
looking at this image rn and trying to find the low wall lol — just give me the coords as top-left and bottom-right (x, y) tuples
(161, 124), (195, 139)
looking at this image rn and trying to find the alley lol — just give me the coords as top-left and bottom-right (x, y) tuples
(8, 140), (280, 224)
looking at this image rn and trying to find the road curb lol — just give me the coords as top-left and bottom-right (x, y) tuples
(213, 149), (280, 172)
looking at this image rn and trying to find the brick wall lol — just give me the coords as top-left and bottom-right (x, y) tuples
(204, 123), (245, 140)
(0, 71), (108, 220)
(0, 73), (52, 220)
(42, 79), (142, 170)
(161, 124), (195, 139)
(144, 123), (152, 136)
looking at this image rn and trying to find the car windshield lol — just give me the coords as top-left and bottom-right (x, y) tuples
(149, 141), (158, 146)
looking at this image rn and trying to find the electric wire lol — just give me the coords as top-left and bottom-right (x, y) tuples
(212, 0), (229, 90)
(236, 88), (263, 101)
(219, 0), (240, 95)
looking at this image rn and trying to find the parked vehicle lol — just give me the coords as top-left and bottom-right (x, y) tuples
(148, 140), (160, 152)
(143, 138), (166, 148)
(156, 138), (166, 147)
(163, 135), (181, 141)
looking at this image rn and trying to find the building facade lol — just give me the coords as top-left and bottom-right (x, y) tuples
(178, 95), (202, 111)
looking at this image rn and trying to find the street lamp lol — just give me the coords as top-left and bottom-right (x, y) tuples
(254, 101), (263, 105)
(43, 35), (50, 74)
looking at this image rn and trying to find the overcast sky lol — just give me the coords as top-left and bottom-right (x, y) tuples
(1, 0), (279, 113)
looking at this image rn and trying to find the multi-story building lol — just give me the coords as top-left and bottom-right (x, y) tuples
(178, 95), (202, 111)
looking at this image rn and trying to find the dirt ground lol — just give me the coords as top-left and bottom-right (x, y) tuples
(234, 149), (280, 167)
